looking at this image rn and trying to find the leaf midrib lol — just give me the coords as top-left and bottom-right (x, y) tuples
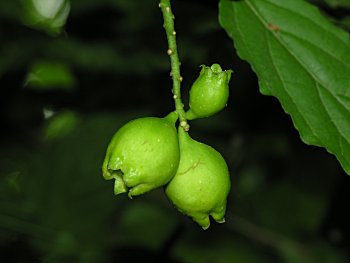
(221, 0), (350, 173)
(231, 2), (321, 144)
(245, 0), (350, 150)
(265, 29), (321, 143)
(263, 0), (349, 47)
(282, 31), (350, 70)
(245, 0), (346, 93)
(245, 0), (350, 119)
(315, 82), (350, 160)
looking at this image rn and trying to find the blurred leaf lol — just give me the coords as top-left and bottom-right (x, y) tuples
(236, 165), (265, 195)
(4, 172), (21, 193)
(339, 16), (350, 29)
(25, 60), (76, 91)
(43, 39), (168, 75)
(219, 0), (350, 175)
(22, 0), (70, 35)
(43, 110), (80, 141)
(279, 240), (348, 263)
(115, 200), (177, 251)
(322, 0), (350, 8)
(0, 146), (31, 204)
(226, 217), (348, 263)
(172, 230), (271, 263)
(256, 180), (328, 236)
(0, 112), (148, 260)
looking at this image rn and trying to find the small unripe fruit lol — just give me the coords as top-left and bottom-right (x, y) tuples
(165, 128), (231, 229)
(102, 112), (180, 198)
(186, 64), (232, 120)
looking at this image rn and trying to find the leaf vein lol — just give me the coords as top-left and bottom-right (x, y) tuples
(245, 0), (349, 113)
(261, 0), (349, 46)
(315, 82), (350, 151)
(265, 31), (320, 143)
(282, 31), (350, 69)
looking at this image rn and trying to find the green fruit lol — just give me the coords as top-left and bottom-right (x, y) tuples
(186, 64), (232, 120)
(165, 128), (231, 229)
(102, 112), (180, 198)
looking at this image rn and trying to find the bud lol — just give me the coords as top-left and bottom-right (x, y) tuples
(165, 128), (231, 229)
(102, 112), (180, 198)
(186, 64), (232, 120)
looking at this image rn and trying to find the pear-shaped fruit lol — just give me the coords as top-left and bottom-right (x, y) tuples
(165, 128), (231, 229)
(102, 113), (180, 198)
(186, 64), (232, 120)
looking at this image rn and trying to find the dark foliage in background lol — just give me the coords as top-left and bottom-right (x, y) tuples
(0, 0), (349, 262)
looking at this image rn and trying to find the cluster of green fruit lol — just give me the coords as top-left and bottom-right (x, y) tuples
(102, 64), (232, 229)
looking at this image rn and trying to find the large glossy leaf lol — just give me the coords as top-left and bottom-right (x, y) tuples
(219, 0), (350, 175)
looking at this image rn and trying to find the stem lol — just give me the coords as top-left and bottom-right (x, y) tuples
(159, 0), (189, 131)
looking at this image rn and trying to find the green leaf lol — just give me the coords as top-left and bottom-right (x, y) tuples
(219, 0), (350, 175)
(25, 60), (76, 91)
(43, 110), (80, 141)
(22, 0), (70, 35)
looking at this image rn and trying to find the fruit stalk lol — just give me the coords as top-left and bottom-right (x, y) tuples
(159, 0), (189, 131)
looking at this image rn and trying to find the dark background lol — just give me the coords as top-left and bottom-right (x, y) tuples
(1, 0), (349, 262)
